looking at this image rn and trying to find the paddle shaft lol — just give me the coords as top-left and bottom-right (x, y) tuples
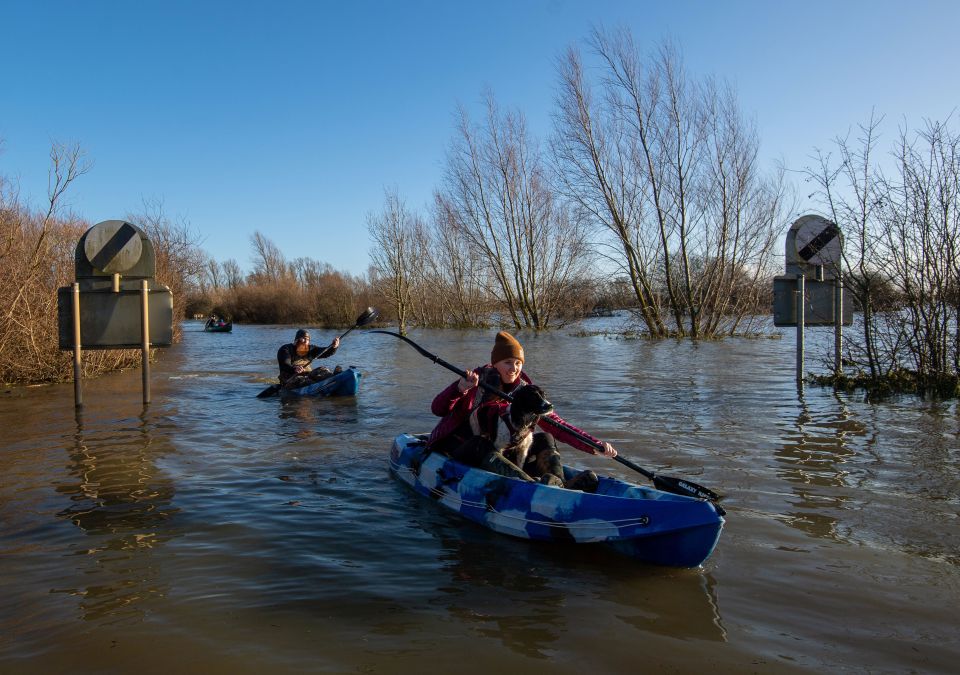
(337, 325), (359, 341)
(371, 330), (723, 506)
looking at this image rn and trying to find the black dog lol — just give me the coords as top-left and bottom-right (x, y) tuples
(462, 381), (599, 492)
(495, 384), (554, 469)
(497, 384), (599, 493)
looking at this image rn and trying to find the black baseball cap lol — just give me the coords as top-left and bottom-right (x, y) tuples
(295, 329), (309, 341)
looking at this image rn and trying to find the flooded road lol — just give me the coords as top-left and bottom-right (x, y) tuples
(1, 318), (958, 673)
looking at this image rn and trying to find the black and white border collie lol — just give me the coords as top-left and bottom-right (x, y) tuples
(493, 384), (554, 468)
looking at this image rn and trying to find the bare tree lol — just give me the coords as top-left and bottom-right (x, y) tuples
(807, 113), (960, 394)
(249, 231), (291, 284)
(367, 188), (418, 333)
(879, 119), (960, 386)
(696, 79), (785, 335)
(438, 90), (591, 329)
(292, 256), (326, 290)
(552, 37), (667, 335)
(806, 113), (887, 378)
(204, 258), (224, 292)
(130, 198), (206, 336)
(5, 143), (89, 321)
(222, 259), (243, 289)
(429, 192), (495, 327)
(553, 29), (783, 337)
(0, 142), (147, 384)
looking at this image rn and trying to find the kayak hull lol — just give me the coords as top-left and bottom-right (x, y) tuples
(281, 367), (361, 397)
(389, 433), (723, 567)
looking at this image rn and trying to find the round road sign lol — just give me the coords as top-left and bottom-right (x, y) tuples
(793, 215), (841, 266)
(83, 220), (144, 274)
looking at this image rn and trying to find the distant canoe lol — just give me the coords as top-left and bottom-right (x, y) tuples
(204, 319), (233, 332)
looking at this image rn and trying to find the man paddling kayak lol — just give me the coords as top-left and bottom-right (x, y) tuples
(426, 330), (617, 492)
(277, 329), (342, 390)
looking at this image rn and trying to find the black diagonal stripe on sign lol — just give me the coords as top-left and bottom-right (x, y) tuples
(90, 222), (139, 271)
(798, 223), (839, 261)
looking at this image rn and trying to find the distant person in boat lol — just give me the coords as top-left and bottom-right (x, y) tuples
(277, 329), (342, 390)
(426, 330), (617, 492)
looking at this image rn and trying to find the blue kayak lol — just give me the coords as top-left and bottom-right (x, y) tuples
(389, 433), (724, 567)
(281, 367), (361, 398)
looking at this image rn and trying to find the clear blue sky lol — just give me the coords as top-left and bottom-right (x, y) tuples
(3, 0), (958, 276)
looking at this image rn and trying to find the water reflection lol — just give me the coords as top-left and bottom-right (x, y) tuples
(426, 526), (726, 659)
(595, 567), (726, 642)
(52, 409), (180, 623)
(433, 530), (565, 659)
(276, 396), (361, 440)
(774, 391), (867, 542)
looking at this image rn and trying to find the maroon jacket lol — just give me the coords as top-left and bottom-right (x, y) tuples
(426, 366), (604, 454)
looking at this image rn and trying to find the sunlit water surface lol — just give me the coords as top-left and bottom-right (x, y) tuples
(1, 318), (958, 673)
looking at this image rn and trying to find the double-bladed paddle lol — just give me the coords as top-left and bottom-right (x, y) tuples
(371, 329), (724, 512)
(256, 307), (380, 398)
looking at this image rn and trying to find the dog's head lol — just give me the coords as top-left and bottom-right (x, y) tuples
(507, 384), (554, 431)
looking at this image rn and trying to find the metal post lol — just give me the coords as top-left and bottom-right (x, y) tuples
(72, 282), (83, 408)
(834, 275), (843, 376)
(796, 274), (805, 384)
(141, 279), (151, 404)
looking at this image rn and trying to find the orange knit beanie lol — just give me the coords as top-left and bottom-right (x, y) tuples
(491, 331), (524, 364)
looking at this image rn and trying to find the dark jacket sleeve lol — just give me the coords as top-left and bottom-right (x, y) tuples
(314, 343), (337, 360)
(277, 344), (295, 377)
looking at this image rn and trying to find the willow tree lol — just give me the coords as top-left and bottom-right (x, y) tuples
(553, 29), (784, 338)
(437, 91), (591, 330)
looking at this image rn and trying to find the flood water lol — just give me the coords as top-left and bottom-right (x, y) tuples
(1, 318), (958, 673)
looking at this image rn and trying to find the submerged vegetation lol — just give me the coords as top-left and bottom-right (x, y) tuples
(804, 113), (960, 400)
(812, 369), (960, 401)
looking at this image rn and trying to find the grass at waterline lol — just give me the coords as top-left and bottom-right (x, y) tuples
(812, 369), (960, 401)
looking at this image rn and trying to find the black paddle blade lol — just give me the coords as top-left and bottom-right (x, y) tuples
(256, 384), (281, 398)
(355, 307), (379, 326)
(652, 473), (723, 504)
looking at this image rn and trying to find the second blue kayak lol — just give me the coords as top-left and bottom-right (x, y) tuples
(281, 367), (361, 397)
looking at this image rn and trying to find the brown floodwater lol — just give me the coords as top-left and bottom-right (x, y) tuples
(1, 318), (957, 673)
